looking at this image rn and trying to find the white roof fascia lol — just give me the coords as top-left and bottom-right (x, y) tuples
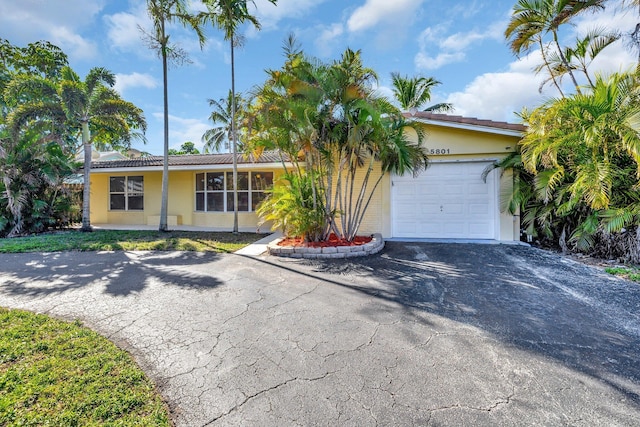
(412, 117), (524, 137)
(90, 162), (289, 174)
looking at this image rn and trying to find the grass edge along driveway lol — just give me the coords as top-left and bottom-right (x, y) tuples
(0, 230), (264, 253)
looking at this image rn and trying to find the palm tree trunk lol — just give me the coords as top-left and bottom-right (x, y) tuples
(230, 38), (239, 234)
(81, 121), (92, 232)
(159, 22), (169, 233)
(553, 30), (581, 94)
(539, 39), (564, 97)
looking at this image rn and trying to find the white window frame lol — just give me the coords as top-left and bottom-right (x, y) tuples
(195, 171), (272, 213)
(109, 176), (144, 211)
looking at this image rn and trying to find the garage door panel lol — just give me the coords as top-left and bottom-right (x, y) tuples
(469, 203), (490, 214)
(444, 203), (464, 214)
(469, 183), (489, 195)
(421, 203), (441, 214)
(392, 161), (496, 239)
(395, 185), (415, 197)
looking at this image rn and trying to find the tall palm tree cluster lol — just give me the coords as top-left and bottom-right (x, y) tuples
(502, 0), (640, 260)
(0, 40), (146, 237)
(248, 39), (430, 242)
(146, 0), (275, 232)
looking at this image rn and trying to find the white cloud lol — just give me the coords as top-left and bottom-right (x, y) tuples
(415, 19), (505, 71)
(0, 0), (104, 60)
(314, 23), (344, 57)
(252, 0), (326, 31)
(114, 72), (158, 94)
(104, 2), (207, 61)
(415, 51), (465, 70)
(347, 0), (425, 33)
(49, 26), (98, 60)
(105, 11), (145, 52)
(152, 113), (211, 151)
(440, 21), (504, 51)
(444, 52), (550, 122)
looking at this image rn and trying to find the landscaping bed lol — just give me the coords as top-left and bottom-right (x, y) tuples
(268, 233), (384, 259)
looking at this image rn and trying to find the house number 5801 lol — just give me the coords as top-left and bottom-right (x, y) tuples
(429, 148), (450, 155)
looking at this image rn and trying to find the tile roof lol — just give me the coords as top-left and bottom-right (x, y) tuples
(408, 112), (527, 132)
(90, 151), (285, 170)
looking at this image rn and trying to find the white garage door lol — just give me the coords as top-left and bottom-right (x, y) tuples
(392, 161), (497, 239)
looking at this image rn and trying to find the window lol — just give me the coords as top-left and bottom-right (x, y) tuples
(110, 176), (143, 211)
(195, 171), (272, 212)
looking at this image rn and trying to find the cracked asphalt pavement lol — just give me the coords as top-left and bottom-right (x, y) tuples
(0, 242), (639, 426)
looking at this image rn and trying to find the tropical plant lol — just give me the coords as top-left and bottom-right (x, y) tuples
(168, 141), (200, 155)
(533, 27), (619, 91)
(0, 40), (77, 237)
(6, 66), (147, 232)
(505, 0), (607, 95)
(202, 90), (246, 153)
(256, 172), (326, 241)
(249, 41), (429, 242)
(513, 71), (640, 252)
(143, 0), (205, 232)
(390, 72), (452, 113)
(0, 129), (79, 237)
(199, 0), (277, 233)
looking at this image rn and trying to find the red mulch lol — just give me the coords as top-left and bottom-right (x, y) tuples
(278, 234), (372, 248)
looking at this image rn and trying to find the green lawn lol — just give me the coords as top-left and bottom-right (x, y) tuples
(0, 229), (264, 253)
(605, 266), (640, 283)
(0, 308), (170, 426)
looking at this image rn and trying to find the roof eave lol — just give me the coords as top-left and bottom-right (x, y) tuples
(412, 117), (525, 137)
(90, 162), (291, 173)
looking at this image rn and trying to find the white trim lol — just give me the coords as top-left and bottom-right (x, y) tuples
(91, 162), (288, 174)
(412, 117), (524, 137)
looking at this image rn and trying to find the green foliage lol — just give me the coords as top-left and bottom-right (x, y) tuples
(390, 72), (452, 112)
(0, 308), (170, 426)
(169, 141), (200, 155)
(496, 70), (640, 257)
(605, 266), (640, 283)
(0, 230), (261, 253)
(5, 60), (147, 232)
(0, 129), (79, 237)
(257, 172), (326, 242)
(249, 40), (429, 242)
(202, 90), (247, 153)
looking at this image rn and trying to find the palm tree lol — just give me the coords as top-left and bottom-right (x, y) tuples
(6, 66), (146, 232)
(534, 27), (619, 91)
(390, 72), (452, 113)
(250, 44), (429, 242)
(199, 0), (276, 233)
(202, 90), (245, 153)
(505, 0), (607, 95)
(518, 71), (640, 250)
(144, 0), (205, 232)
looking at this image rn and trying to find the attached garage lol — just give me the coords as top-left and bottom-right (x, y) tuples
(363, 112), (526, 242)
(392, 161), (497, 239)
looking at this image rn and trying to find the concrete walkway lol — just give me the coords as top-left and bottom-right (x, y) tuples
(0, 243), (639, 426)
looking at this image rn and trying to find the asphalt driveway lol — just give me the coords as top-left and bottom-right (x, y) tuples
(0, 242), (639, 426)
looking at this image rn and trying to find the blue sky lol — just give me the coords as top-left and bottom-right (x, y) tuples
(0, 0), (636, 155)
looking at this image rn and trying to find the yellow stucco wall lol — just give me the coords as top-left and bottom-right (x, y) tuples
(90, 168), (281, 230)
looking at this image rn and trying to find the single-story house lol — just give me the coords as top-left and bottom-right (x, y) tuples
(89, 112), (525, 241)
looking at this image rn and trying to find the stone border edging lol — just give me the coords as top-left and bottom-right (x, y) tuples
(267, 233), (384, 259)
